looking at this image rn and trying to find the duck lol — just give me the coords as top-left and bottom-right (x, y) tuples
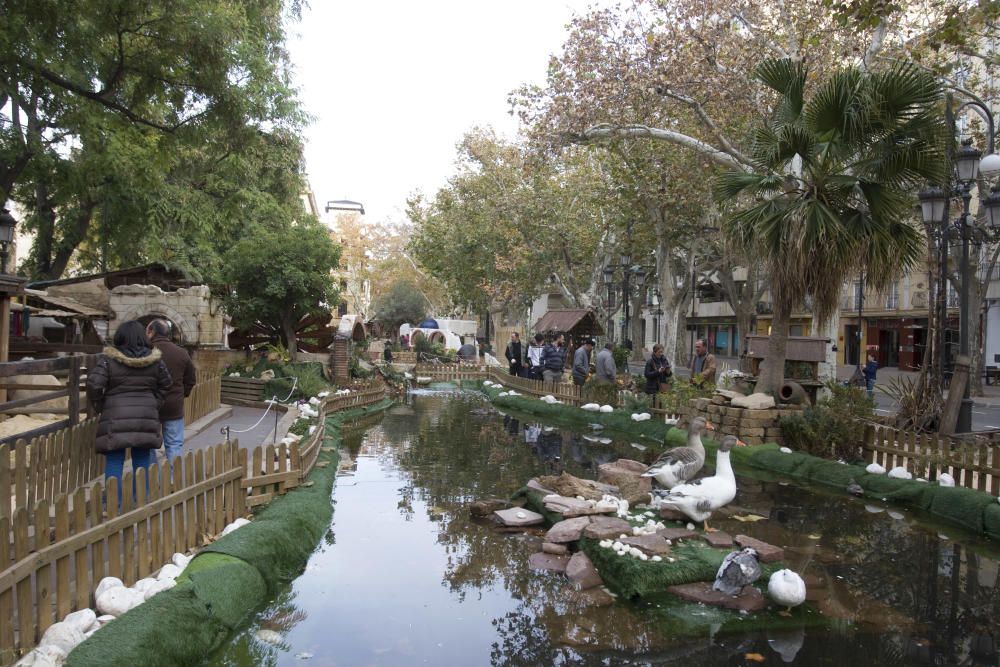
(641, 417), (714, 489)
(713, 547), (762, 596)
(656, 434), (739, 532)
(767, 569), (806, 615)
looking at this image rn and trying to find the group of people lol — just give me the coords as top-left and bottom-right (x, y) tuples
(86, 319), (197, 501)
(504, 331), (718, 392)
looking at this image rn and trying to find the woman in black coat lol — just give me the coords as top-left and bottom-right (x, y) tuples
(643, 343), (672, 395)
(87, 320), (172, 501)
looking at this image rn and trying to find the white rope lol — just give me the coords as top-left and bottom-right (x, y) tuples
(221, 376), (299, 438)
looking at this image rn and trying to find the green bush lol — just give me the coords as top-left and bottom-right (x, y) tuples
(253, 360), (331, 400)
(778, 381), (875, 461)
(612, 345), (630, 369)
(655, 378), (714, 415)
(620, 391), (650, 412)
(581, 378), (618, 406)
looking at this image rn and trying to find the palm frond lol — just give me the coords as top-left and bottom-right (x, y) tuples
(755, 58), (806, 125)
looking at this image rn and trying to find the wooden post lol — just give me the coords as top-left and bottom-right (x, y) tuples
(0, 294), (9, 404)
(940, 355), (970, 435)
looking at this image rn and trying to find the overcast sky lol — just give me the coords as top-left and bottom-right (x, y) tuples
(286, 1), (604, 225)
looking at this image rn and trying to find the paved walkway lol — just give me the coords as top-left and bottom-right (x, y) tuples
(153, 404), (297, 466)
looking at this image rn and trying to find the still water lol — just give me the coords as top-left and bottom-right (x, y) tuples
(208, 390), (1000, 666)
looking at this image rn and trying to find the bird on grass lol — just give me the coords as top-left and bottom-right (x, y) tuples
(713, 547), (762, 596)
(641, 417), (714, 489)
(656, 435), (740, 532)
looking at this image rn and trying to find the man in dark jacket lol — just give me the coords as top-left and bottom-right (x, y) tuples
(146, 319), (196, 464)
(505, 332), (523, 376)
(572, 339), (595, 386)
(540, 333), (567, 385)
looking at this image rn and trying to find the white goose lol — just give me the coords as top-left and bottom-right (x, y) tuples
(657, 434), (739, 532)
(641, 417), (714, 489)
(767, 569), (807, 615)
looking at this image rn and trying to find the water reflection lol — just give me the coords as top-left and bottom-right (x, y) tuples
(208, 392), (1000, 666)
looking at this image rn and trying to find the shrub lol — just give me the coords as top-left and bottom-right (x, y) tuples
(620, 391), (650, 412)
(655, 378), (714, 415)
(582, 378), (618, 406)
(779, 381), (875, 461)
(612, 346), (631, 370)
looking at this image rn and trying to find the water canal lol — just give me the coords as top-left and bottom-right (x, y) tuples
(208, 388), (1000, 666)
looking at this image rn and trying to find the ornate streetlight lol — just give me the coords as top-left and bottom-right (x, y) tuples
(919, 115), (1000, 431)
(0, 208), (17, 274)
(603, 252), (653, 349)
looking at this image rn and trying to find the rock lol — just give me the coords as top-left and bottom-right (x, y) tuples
(528, 552), (571, 572)
(494, 507), (545, 527)
(542, 542), (569, 555)
(470, 498), (512, 517)
(621, 534), (672, 555)
(545, 517), (592, 543)
(565, 552), (603, 590)
(95, 576), (124, 599)
(62, 608), (97, 634)
(597, 460), (652, 505)
(131, 577), (158, 593)
(658, 526), (698, 541)
(171, 552), (192, 569)
(543, 495), (616, 517)
(526, 479), (556, 495)
(38, 621), (86, 656)
(701, 531), (734, 548)
(537, 472), (618, 500)
(715, 389), (742, 400)
(143, 578), (176, 600)
(731, 393), (776, 410)
(259, 369), (276, 380)
(735, 535), (785, 563)
(221, 517), (251, 536)
(96, 586), (144, 616)
(668, 581), (767, 611)
(568, 587), (616, 607)
(659, 507), (689, 522)
(157, 564), (182, 581)
(599, 405), (614, 413)
(14, 644), (67, 667)
(582, 516), (634, 540)
(96, 615), (116, 627)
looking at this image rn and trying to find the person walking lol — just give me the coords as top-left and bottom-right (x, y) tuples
(862, 354), (878, 399)
(87, 320), (172, 503)
(505, 332), (523, 377)
(540, 333), (567, 385)
(644, 343), (672, 395)
(595, 342), (617, 385)
(572, 339), (595, 386)
(146, 319), (196, 466)
(690, 339), (717, 385)
(525, 333), (545, 380)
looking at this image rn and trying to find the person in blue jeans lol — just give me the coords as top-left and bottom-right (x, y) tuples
(87, 320), (173, 503)
(146, 319), (196, 466)
(862, 354), (878, 399)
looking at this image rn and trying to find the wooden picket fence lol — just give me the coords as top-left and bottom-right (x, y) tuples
(183, 372), (222, 425)
(863, 424), (1000, 494)
(482, 368), (673, 415)
(0, 380), (388, 663)
(413, 363), (489, 382)
(0, 443), (245, 664)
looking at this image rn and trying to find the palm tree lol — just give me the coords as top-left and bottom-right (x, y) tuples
(715, 58), (947, 395)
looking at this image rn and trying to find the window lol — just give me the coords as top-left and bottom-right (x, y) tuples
(853, 281), (863, 310)
(947, 284), (959, 308)
(886, 282), (898, 310)
(338, 301), (348, 316)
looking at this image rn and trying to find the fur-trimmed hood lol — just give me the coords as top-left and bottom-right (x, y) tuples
(102, 346), (163, 367)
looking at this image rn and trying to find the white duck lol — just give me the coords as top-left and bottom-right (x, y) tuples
(641, 417), (714, 489)
(767, 569), (806, 615)
(656, 434), (739, 532)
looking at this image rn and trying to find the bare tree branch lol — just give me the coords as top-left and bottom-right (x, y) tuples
(572, 124), (748, 171)
(655, 87), (752, 165)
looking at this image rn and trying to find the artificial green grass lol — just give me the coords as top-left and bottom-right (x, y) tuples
(67, 400), (393, 667)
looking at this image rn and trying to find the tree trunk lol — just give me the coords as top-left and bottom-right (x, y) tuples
(758, 298), (791, 395)
(815, 309), (840, 399)
(281, 316), (299, 361)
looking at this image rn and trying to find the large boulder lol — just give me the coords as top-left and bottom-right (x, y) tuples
(582, 516), (633, 540)
(598, 459), (652, 505)
(9, 374), (68, 411)
(565, 552), (603, 590)
(536, 472), (618, 500)
(544, 517), (591, 543)
(731, 393), (776, 410)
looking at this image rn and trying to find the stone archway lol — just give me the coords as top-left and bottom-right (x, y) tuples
(116, 302), (192, 344)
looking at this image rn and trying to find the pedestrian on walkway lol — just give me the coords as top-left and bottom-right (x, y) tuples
(595, 342), (617, 385)
(690, 339), (717, 385)
(572, 339), (595, 386)
(862, 354), (878, 399)
(541, 333), (567, 385)
(644, 343), (672, 395)
(88, 320), (172, 503)
(505, 332), (523, 376)
(146, 319), (197, 465)
(525, 333), (545, 379)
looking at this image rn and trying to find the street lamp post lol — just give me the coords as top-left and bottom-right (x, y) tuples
(603, 253), (652, 351)
(919, 121), (1000, 431)
(325, 200), (366, 215)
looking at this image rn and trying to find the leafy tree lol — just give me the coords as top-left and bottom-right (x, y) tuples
(374, 280), (429, 333)
(715, 58), (945, 394)
(221, 219), (341, 360)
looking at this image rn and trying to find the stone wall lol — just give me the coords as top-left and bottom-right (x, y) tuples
(684, 396), (805, 446)
(109, 284), (226, 347)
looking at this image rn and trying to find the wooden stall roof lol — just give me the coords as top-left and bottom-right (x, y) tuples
(26, 262), (198, 292)
(533, 309), (604, 336)
(23, 288), (110, 318)
(745, 335), (830, 362)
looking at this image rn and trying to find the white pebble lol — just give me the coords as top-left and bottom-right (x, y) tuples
(95, 577), (124, 599)
(171, 553), (192, 569)
(515, 511), (527, 519)
(651, 555), (663, 562)
(62, 608), (97, 634)
(865, 463), (886, 475)
(686, 523), (695, 531)
(938, 473), (955, 487)
(779, 447), (792, 454)
(255, 629), (283, 645)
(157, 564), (182, 581)
(131, 578), (158, 594)
(221, 518), (251, 536)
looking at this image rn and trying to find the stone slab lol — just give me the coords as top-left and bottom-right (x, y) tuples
(621, 534), (672, 556)
(471, 498), (511, 517)
(731, 393), (776, 410)
(735, 535), (785, 563)
(667, 582), (767, 611)
(581, 516), (633, 540)
(658, 527), (698, 541)
(527, 479), (556, 495)
(565, 552), (603, 590)
(543, 495), (616, 517)
(545, 516), (592, 543)
(494, 508), (545, 527)
(700, 531), (734, 548)
(528, 552), (571, 573)
(659, 507), (689, 522)
(542, 542), (568, 555)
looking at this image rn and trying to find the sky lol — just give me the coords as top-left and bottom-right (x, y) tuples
(286, 1), (604, 226)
